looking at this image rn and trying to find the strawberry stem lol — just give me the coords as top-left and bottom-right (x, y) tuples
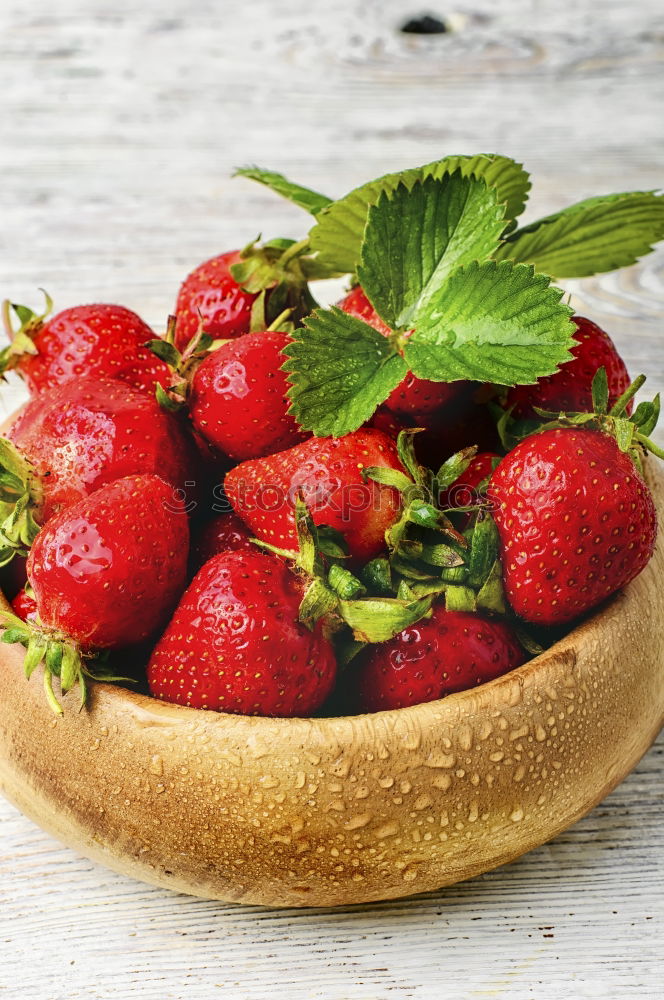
(636, 433), (664, 460)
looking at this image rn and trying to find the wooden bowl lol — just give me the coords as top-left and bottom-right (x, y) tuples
(0, 458), (662, 908)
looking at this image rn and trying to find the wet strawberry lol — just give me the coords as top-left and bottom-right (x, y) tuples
(4, 376), (196, 528)
(147, 549), (336, 716)
(224, 428), (403, 562)
(174, 250), (256, 350)
(189, 331), (309, 461)
(1, 301), (171, 396)
(27, 474), (190, 648)
(489, 428), (657, 625)
(351, 607), (524, 712)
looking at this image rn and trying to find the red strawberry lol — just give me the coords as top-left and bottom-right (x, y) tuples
(147, 549), (336, 716)
(10, 587), (38, 623)
(351, 607), (525, 712)
(28, 474), (189, 647)
(1, 301), (171, 396)
(190, 510), (255, 573)
(174, 250), (256, 350)
(504, 316), (631, 420)
(337, 286), (468, 423)
(224, 428), (403, 562)
(489, 428), (657, 625)
(5, 376), (196, 527)
(440, 452), (500, 514)
(189, 331), (309, 461)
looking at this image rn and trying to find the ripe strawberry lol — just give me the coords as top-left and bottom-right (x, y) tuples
(337, 285), (469, 423)
(28, 474), (189, 647)
(440, 452), (500, 513)
(4, 376), (196, 528)
(189, 331), (309, 461)
(224, 428), (403, 562)
(147, 549), (336, 716)
(504, 316), (631, 420)
(1, 301), (171, 396)
(174, 250), (256, 350)
(190, 510), (255, 573)
(10, 587), (38, 623)
(350, 607), (525, 712)
(489, 428), (657, 625)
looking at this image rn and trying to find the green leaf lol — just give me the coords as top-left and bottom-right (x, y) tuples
(358, 174), (506, 330)
(494, 191), (664, 278)
(282, 307), (408, 436)
(310, 153), (530, 273)
(234, 166), (333, 216)
(339, 595), (433, 643)
(405, 260), (575, 385)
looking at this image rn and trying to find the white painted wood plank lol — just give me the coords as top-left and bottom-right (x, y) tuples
(0, 1), (662, 997)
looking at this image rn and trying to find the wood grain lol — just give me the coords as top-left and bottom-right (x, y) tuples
(0, 0), (663, 995)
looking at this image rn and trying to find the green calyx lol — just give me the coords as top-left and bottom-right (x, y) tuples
(250, 492), (436, 652)
(363, 430), (506, 614)
(0, 438), (42, 565)
(231, 237), (322, 332)
(0, 290), (53, 376)
(500, 369), (664, 473)
(0, 610), (135, 714)
(148, 315), (217, 413)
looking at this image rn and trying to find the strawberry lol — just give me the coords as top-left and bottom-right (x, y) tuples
(1, 299), (171, 396)
(189, 331), (309, 460)
(224, 428), (403, 562)
(337, 285), (469, 424)
(27, 474), (189, 648)
(503, 316), (631, 420)
(174, 250), (256, 350)
(350, 607), (525, 712)
(190, 510), (255, 573)
(489, 427), (657, 626)
(147, 549), (336, 716)
(3, 376), (196, 534)
(10, 587), (37, 623)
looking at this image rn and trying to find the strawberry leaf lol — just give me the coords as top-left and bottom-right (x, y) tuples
(233, 166), (332, 216)
(310, 154), (530, 273)
(405, 260), (576, 385)
(358, 174), (506, 330)
(282, 307), (408, 436)
(494, 191), (664, 278)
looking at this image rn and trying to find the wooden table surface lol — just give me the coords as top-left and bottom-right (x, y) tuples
(0, 2), (662, 997)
